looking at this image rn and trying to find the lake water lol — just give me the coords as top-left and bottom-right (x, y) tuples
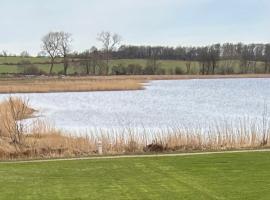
(0, 78), (270, 133)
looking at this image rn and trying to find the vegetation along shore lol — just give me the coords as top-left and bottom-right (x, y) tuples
(0, 97), (269, 160)
(0, 74), (270, 93)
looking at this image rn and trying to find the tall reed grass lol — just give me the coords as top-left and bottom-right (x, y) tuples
(0, 97), (269, 159)
(0, 79), (143, 93)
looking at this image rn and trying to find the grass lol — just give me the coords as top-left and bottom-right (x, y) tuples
(0, 56), (267, 74)
(0, 151), (270, 199)
(0, 57), (195, 74)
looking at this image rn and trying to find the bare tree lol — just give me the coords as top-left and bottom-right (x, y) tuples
(58, 32), (72, 75)
(264, 44), (270, 73)
(20, 51), (30, 58)
(97, 31), (122, 75)
(0, 50), (8, 61)
(42, 32), (61, 75)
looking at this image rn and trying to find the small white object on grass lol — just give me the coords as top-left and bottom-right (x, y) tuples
(97, 141), (103, 155)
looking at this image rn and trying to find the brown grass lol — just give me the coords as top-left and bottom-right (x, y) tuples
(0, 74), (270, 93)
(0, 78), (144, 93)
(0, 97), (35, 137)
(0, 97), (269, 160)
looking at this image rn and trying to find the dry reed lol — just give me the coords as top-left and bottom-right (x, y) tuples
(0, 79), (143, 93)
(0, 97), (269, 160)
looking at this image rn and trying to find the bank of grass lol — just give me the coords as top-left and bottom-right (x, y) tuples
(0, 78), (144, 93)
(1, 151), (270, 200)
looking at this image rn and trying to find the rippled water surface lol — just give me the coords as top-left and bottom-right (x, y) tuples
(1, 78), (270, 132)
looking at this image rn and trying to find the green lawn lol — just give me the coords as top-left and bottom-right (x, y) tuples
(0, 152), (270, 200)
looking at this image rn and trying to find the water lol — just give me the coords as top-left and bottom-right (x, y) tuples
(0, 78), (270, 132)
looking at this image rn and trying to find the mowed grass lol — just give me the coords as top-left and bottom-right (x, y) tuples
(1, 152), (270, 200)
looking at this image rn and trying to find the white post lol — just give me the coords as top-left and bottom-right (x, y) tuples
(97, 141), (103, 155)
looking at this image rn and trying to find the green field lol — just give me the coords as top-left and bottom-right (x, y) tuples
(0, 56), (266, 75)
(0, 57), (199, 74)
(1, 152), (270, 200)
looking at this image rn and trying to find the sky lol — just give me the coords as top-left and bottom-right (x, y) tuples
(0, 0), (269, 55)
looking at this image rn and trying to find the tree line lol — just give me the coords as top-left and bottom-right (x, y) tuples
(114, 43), (270, 74)
(1, 31), (270, 75)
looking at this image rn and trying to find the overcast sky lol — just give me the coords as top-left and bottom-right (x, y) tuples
(0, 0), (269, 55)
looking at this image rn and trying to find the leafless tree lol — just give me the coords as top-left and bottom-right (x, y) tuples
(97, 31), (122, 75)
(20, 51), (30, 58)
(264, 44), (270, 73)
(0, 50), (8, 60)
(42, 32), (61, 75)
(58, 32), (72, 75)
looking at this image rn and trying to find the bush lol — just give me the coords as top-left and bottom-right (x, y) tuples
(175, 67), (185, 75)
(39, 69), (48, 76)
(155, 67), (166, 75)
(23, 66), (40, 75)
(143, 65), (155, 75)
(126, 64), (143, 75)
(58, 70), (65, 75)
(111, 64), (127, 75)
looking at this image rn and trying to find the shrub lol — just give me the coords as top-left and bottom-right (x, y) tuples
(23, 66), (40, 75)
(126, 64), (143, 75)
(39, 69), (48, 76)
(111, 64), (127, 75)
(175, 67), (185, 75)
(155, 67), (166, 75)
(58, 70), (65, 75)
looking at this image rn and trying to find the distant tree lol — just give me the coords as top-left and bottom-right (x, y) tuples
(41, 32), (61, 75)
(80, 50), (92, 75)
(97, 31), (122, 75)
(198, 47), (209, 75)
(209, 44), (220, 74)
(58, 32), (72, 75)
(37, 51), (47, 58)
(221, 43), (235, 74)
(80, 47), (105, 75)
(185, 47), (196, 74)
(0, 50), (8, 58)
(264, 44), (270, 73)
(20, 51), (30, 58)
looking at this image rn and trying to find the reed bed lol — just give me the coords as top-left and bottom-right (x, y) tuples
(1, 74), (270, 93)
(0, 97), (35, 137)
(0, 98), (269, 160)
(0, 79), (143, 93)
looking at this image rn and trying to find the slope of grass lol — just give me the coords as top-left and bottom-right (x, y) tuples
(0, 152), (270, 200)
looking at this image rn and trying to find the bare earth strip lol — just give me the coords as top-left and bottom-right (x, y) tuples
(2, 149), (270, 164)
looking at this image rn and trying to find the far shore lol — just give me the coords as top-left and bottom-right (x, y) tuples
(0, 74), (269, 94)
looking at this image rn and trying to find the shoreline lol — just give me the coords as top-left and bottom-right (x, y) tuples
(0, 74), (269, 94)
